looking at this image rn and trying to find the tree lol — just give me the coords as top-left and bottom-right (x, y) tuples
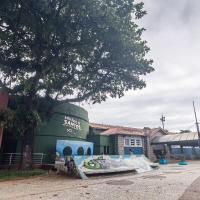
(0, 0), (154, 168)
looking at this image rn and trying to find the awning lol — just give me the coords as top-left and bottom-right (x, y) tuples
(151, 132), (198, 146)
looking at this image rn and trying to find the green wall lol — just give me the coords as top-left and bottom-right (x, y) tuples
(14, 103), (89, 163)
(87, 134), (116, 155)
(109, 135), (117, 154)
(87, 135), (100, 154)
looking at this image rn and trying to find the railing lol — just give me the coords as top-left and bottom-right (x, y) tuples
(2, 153), (47, 165)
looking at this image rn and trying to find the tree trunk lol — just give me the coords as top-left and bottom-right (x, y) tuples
(21, 128), (34, 169)
(0, 90), (9, 148)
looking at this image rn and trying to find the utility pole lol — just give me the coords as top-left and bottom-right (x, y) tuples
(193, 101), (200, 148)
(160, 114), (165, 130)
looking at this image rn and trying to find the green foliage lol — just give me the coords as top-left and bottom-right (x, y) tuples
(0, 106), (41, 136)
(0, 0), (154, 168)
(0, 0), (154, 105)
(13, 106), (42, 135)
(0, 108), (14, 129)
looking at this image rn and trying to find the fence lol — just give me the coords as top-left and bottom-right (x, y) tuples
(1, 153), (47, 165)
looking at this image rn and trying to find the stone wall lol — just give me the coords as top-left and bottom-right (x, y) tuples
(143, 127), (157, 161)
(117, 135), (124, 155)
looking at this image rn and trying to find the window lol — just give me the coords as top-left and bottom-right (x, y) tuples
(130, 139), (135, 146)
(136, 139), (142, 147)
(124, 137), (143, 147)
(124, 138), (130, 146)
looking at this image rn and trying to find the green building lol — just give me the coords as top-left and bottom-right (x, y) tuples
(0, 90), (166, 165)
(1, 103), (90, 164)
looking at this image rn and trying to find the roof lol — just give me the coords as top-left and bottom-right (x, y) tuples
(89, 123), (113, 129)
(100, 128), (144, 136)
(152, 132), (198, 145)
(147, 127), (168, 137)
(89, 123), (144, 136)
(89, 123), (168, 137)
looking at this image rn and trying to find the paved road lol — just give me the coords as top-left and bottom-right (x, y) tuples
(1, 162), (200, 200)
(179, 175), (200, 200)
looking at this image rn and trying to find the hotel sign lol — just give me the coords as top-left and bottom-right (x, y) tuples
(63, 116), (81, 133)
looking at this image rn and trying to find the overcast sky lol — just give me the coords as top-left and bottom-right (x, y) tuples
(82, 0), (200, 132)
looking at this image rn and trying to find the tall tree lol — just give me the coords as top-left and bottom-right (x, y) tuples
(0, 0), (154, 168)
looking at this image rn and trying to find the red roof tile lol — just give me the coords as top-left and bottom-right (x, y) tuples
(90, 123), (168, 137)
(89, 123), (144, 136)
(100, 128), (144, 136)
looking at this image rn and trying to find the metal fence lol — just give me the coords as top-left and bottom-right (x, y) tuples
(2, 153), (46, 165)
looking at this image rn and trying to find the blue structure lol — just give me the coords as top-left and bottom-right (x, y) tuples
(159, 158), (167, 165)
(56, 140), (94, 160)
(124, 147), (143, 155)
(152, 132), (200, 160)
(171, 146), (200, 159)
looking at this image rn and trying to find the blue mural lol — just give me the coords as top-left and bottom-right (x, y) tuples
(124, 147), (143, 155)
(56, 140), (94, 160)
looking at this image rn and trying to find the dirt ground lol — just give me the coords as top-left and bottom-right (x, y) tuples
(1, 161), (200, 200)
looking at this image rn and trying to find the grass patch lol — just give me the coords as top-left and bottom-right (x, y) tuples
(0, 169), (46, 181)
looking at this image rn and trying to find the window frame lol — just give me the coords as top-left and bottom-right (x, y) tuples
(124, 138), (130, 147)
(124, 137), (143, 147)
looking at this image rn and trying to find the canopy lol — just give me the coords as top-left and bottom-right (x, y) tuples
(152, 132), (199, 146)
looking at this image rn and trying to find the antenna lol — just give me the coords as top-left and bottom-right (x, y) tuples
(160, 114), (165, 130)
(193, 101), (200, 148)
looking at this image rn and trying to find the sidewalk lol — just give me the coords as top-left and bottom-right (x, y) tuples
(0, 161), (200, 200)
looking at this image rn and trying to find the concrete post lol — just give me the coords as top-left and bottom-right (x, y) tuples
(192, 146), (196, 160)
(117, 135), (124, 155)
(143, 127), (156, 161)
(165, 145), (171, 160)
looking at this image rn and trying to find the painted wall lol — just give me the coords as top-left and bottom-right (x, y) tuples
(123, 136), (144, 155)
(87, 135), (101, 155)
(9, 103), (89, 163)
(56, 140), (93, 158)
(87, 133), (117, 155)
(124, 147), (143, 155)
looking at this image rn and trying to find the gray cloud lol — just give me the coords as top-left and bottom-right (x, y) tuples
(81, 0), (200, 132)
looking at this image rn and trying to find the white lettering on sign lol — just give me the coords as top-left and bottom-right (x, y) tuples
(63, 116), (81, 131)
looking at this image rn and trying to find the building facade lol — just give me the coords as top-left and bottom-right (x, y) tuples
(151, 132), (200, 159)
(1, 90), (171, 165)
(0, 102), (91, 164)
(88, 123), (145, 156)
